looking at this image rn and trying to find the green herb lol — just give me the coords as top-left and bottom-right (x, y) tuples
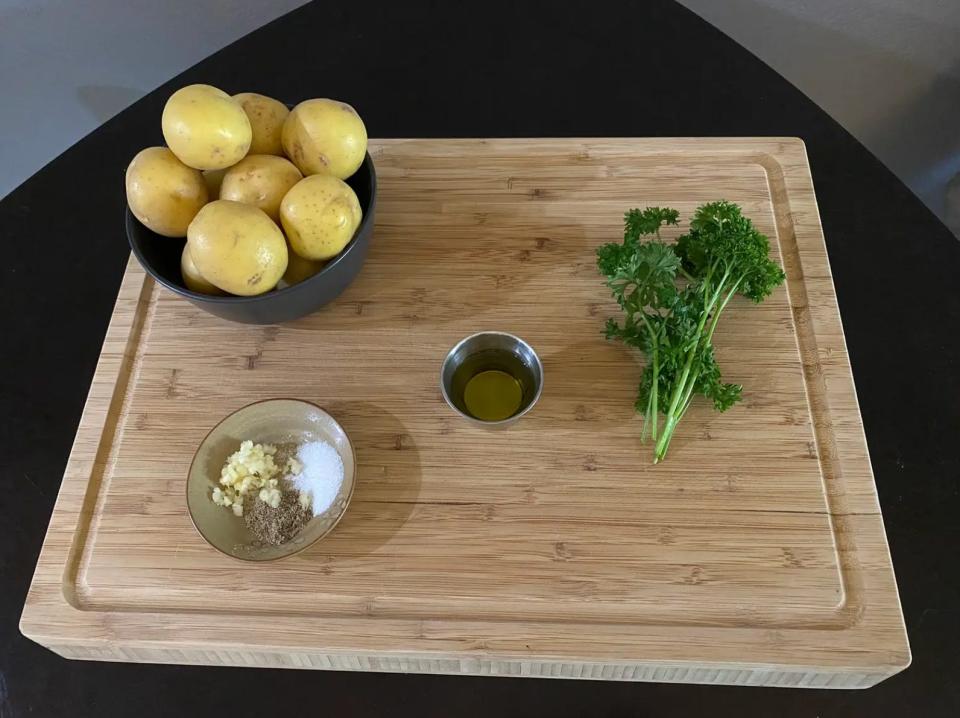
(597, 201), (785, 463)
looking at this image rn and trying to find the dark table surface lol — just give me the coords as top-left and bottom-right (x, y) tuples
(2, 0), (958, 715)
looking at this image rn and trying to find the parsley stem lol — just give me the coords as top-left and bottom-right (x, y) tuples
(673, 274), (746, 431)
(654, 271), (731, 460)
(705, 275), (745, 345)
(639, 313), (660, 442)
(661, 274), (728, 416)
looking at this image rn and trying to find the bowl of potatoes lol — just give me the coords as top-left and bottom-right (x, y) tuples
(125, 85), (376, 324)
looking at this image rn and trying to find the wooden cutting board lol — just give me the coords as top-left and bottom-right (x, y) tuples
(21, 139), (909, 687)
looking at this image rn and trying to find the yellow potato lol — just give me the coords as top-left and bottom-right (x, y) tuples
(282, 245), (326, 286)
(202, 167), (228, 197)
(281, 98), (367, 179)
(180, 243), (224, 295)
(162, 84), (251, 170)
(125, 147), (208, 237)
(219, 154), (302, 221)
(233, 92), (289, 155)
(187, 200), (287, 296)
(280, 175), (362, 260)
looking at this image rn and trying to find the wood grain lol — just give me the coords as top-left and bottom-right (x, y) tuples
(20, 138), (909, 687)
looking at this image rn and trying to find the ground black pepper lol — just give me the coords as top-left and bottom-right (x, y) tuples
(244, 481), (311, 546)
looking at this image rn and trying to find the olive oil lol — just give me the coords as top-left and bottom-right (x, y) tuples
(464, 370), (522, 421)
(449, 349), (537, 422)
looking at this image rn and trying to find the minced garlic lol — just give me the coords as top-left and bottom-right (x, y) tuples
(212, 440), (300, 516)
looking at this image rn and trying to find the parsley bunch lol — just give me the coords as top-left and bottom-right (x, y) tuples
(597, 201), (785, 463)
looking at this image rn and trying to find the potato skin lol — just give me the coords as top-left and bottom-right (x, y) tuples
(233, 92), (289, 156)
(187, 200), (288, 296)
(281, 99), (367, 179)
(219, 154), (302, 221)
(202, 167), (228, 197)
(180, 243), (224, 295)
(125, 147), (208, 237)
(162, 84), (252, 170)
(280, 174), (362, 261)
(282, 246), (326, 286)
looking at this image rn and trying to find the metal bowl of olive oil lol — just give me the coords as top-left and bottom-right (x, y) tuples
(440, 332), (543, 427)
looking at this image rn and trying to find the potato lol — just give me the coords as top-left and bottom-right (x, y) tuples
(125, 147), (208, 237)
(202, 167), (228, 197)
(282, 245), (326, 286)
(280, 174), (362, 260)
(180, 243), (224, 295)
(281, 98), (367, 179)
(219, 154), (302, 221)
(187, 200), (287, 296)
(233, 92), (289, 156)
(162, 84), (251, 170)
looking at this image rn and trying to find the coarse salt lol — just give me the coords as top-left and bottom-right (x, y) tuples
(290, 439), (344, 516)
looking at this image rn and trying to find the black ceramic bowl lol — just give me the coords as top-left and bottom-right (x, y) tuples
(127, 152), (377, 324)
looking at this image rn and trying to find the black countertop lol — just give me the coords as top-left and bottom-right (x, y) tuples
(2, 1), (958, 715)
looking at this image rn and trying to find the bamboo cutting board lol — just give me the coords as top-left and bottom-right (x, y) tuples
(21, 139), (909, 687)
